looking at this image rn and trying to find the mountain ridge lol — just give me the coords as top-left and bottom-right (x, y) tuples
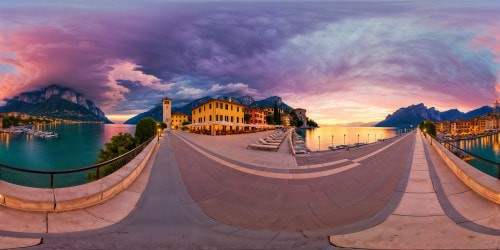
(0, 85), (113, 123)
(376, 103), (494, 128)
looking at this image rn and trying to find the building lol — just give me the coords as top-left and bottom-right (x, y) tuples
(294, 108), (307, 128)
(281, 113), (291, 127)
(191, 99), (245, 134)
(435, 121), (451, 133)
(171, 112), (189, 130)
(244, 108), (266, 125)
(262, 107), (284, 116)
(162, 97), (172, 130)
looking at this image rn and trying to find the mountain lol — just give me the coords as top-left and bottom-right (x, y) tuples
(0, 85), (112, 123)
(124, 95), (294, 124)
(440, 109), (463, 121)
(250, 96), (293, 111)
(376, 103), (494, 128)
(237, 95), (255, 106)
(462, 106), (493, 120)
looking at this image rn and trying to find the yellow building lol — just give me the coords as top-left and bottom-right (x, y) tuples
(171, 112), (189, 130)
(191, 99), (245, 135)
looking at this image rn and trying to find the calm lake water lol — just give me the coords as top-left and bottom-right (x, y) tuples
(454, 134), (500, 178)
(296, 126), (401, 151)
(0, 124), (135, 187)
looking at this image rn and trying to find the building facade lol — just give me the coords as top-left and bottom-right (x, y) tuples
(171, 112), (189, 130)
(244, 108), (266, 124)
(191, 99), (245, 133)
(281, 114), (291, 127)
(162, 97), (172, 130)
(294, 108), (307, 128)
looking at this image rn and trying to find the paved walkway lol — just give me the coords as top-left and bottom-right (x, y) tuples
(169, 130), (415, 232)
(330, 131), (500, 249)
(0, 130), (498, 249)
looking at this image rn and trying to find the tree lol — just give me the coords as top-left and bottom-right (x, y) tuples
(273, 100), (281, 125)
(135, 117), (157, 144)
(158, 122), (167, 131)
(87, 132), (137, 181)
(266, 115), (275, 125)
(307, 118), (319, 128)
(419, 121), (436, 137)
(297, 120), (304, 128)
(182, 121), (191, 126)
(244, 114), (252, 123)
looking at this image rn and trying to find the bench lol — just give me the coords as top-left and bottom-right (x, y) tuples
(247, 144), (279, 152)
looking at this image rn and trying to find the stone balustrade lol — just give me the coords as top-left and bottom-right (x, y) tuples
(0, 139), (157, 212)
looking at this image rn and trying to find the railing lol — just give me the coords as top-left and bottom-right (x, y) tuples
(427, 134), (500, 179)
(0, 135), (156, 188)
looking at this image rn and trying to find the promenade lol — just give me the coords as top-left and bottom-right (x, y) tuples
(0, 130), (498, 249)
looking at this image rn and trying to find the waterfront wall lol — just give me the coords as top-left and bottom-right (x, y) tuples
(422, 133), (500, 204)
(0, 139), (157, 212)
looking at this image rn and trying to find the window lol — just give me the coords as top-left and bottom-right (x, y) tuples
(209, 115), (212, 121)
(237, 117), (239, 123)
(225, 104), (228, 110)
(237, 107), (239, 112)
(231, 105), (233, 111)
(203, 117), (206, 122)
(231, 116), (234, 122)
(204, 106), (206, 111)
(199, 108), (201, 113)
(209, 104), (212, 109)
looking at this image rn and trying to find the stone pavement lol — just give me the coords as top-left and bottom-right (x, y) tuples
(174, 130), (299, 169)
(330, 131), (500, 249)
(169, 130), (415, 232)
(1, 130), (498, 249)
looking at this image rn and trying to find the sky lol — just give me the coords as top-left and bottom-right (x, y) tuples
(0, 1), (499, 124)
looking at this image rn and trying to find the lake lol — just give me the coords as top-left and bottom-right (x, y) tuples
(454, 134), (500, 178)
(0, 124), (136, 187)
(296, 126), (402, 151)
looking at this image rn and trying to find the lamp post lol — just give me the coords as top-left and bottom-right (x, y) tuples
(343, 134), (346, 145)
(331, 135), (334, 147)
(157, 128), (161, 141)
(357, 134), (360, 147)
(318, 136), (320, 151)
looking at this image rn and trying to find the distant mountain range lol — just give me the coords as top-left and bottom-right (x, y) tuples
(376, 103), (494, 128)
(124, 95), (294, 124)
(0, 85), (113, 123)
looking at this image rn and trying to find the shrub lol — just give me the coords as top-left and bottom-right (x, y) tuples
(87, 132), (137, 181)
(135, 117), (157, 144)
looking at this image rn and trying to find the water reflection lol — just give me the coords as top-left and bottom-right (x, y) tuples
(454, 133), (500, 178)
(0, 124), (135, 171)
(297, 127), (398, 151)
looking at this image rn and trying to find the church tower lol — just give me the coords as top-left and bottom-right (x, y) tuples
(162, 97), (172, 130)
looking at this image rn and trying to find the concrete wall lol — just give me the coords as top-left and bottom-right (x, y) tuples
(423, 133), (499, 204)
(0, 139), (157, 212)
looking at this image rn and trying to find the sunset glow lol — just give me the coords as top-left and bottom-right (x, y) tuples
(0, 1), (499, 124)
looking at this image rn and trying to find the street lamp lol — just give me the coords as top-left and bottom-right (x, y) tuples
(157, 128), (161, 141)
(318, 136), (320, 151)
(343, 134), (346, 145)
(357, 134), (360, 147)
(331, 135), (334, 147)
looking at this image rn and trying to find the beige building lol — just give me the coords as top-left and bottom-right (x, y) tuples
(294, 108), (307, 128)
(281, 114), (291, 127)
(171, 112), (189, 130)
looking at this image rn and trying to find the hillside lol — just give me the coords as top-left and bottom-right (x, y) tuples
(376, 103), (494, 128)
(0, 85), (113, 123)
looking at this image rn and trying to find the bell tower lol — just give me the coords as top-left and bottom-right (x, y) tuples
(162, 97), (172, 130)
